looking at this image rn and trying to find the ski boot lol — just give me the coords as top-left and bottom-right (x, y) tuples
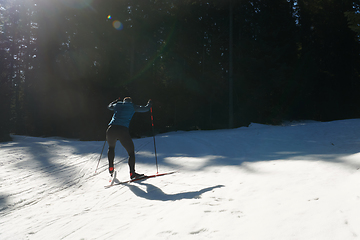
(130, 172), (145, 180)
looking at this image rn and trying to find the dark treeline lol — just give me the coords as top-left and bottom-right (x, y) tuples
(1, 0), (360, 141)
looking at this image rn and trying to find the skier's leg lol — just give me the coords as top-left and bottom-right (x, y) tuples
(106, 125), (117, 174)
(108, 147), (115, 172)
(128, 151), (135, 173)
(117, 126), (136, 174)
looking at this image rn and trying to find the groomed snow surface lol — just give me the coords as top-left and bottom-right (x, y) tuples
(1, 119), (360, 239)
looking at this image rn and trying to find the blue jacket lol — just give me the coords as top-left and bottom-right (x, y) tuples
(108, 101), (151, 128)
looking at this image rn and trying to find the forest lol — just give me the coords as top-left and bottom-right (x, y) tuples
(1, 0), (360, 141)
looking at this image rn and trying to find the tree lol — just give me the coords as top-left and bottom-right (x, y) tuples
(297, 0), (360, 120)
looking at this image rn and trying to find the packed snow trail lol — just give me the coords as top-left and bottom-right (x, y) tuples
(1, 119), (360, 239)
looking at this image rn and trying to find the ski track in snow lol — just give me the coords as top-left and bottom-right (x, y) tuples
(1, 119), (360, 239)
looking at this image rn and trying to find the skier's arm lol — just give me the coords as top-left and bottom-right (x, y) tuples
(133, 100), (152, 113)
(107, 99), (120, 111)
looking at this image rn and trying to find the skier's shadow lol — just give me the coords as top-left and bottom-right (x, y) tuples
(124, 182), (224, 201)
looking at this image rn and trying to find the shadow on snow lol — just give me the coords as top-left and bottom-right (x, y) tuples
(125, 182), (224, 201)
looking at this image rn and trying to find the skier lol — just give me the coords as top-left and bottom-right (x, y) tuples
(106, 97), (152, 179)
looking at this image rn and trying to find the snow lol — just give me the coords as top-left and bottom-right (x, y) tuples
(1, 119), (360, 239)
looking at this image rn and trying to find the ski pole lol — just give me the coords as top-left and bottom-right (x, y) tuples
(95, 139), (107, 173)
(150, 103), (159, 174)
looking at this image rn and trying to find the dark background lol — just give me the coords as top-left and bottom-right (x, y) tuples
(2, 0), (360, 141)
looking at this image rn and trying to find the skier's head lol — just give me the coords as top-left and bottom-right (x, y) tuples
(123, 97), (132, 103)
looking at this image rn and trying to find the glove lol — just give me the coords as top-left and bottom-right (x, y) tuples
(111, 98), (120, 104)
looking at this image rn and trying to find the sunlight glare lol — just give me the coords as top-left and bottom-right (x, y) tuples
(61, 0), (93, 9)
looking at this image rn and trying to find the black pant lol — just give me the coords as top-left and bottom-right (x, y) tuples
(106, 125), (136, 173)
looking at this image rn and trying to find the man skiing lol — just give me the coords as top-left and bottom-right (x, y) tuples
(106, 97), (152, 179)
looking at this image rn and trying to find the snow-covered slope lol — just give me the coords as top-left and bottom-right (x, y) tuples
(1, 119), (360, 239)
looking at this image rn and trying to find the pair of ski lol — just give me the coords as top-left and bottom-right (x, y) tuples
(104, 171), (176, 188)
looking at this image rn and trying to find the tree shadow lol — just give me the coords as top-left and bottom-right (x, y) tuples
(0, 194), (8, 213)
(3, 119), (360, 193)
(0, 135), (113, 200)
(136, 120), (360, 172)
(125, 182), (224, 201)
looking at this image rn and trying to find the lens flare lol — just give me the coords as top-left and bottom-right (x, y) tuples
(112, 20), (123, 30)
(107, 15), (112, 19)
